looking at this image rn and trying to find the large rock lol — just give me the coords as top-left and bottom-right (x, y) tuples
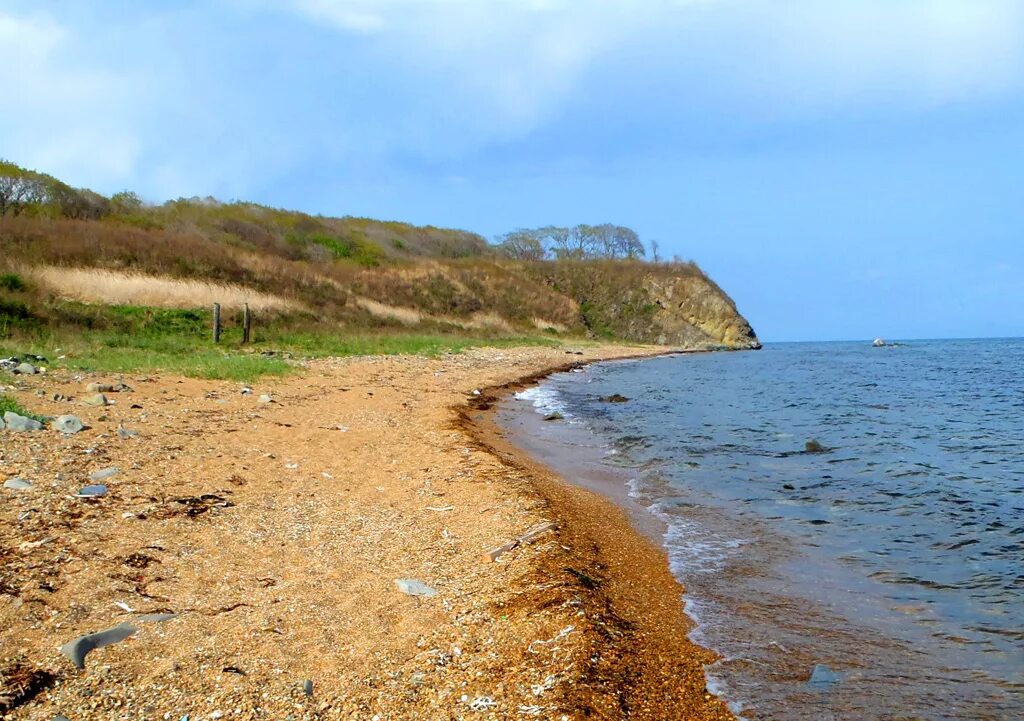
(53, 414), (85, 434)
(3, 411), (43, 432)
(81, 393), (109, 407)
(14, 362), (37, 375)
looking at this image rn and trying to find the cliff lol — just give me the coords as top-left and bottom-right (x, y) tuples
(0, 163), (758, 351)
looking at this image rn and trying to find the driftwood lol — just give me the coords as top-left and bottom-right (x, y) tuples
(481, 522), (557, 563)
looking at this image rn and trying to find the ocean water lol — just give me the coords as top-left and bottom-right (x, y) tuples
(498, 339), (1024, 720)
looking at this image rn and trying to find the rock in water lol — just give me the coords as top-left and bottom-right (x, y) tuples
(395, 579), (438, 597)
(4, 477), (33, 490)
(3, 412), (43, 432)
(60, 623), (137, 669)
(601, 394), (630, 403)
(54, 415), (85, 434)
(807, 663), (841, 691)
(873, 338), (886, 347)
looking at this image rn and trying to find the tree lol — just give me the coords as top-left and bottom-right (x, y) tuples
(497, 229), (546, 260)
(111, 190), (144, 215)
(650, 239), (660, 263)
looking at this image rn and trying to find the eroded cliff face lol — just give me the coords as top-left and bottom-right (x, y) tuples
(643, 273), (761, 350)
(529, 261), (760, 350)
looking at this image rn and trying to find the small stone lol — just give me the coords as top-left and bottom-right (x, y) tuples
(54, 414), (85, 434)
(395, 579), (438, 597)
(77, 484), (108, 498)
(303, 679), (314, 696)
(808, 663), (841, 691)
(89, 467), (119, 482)
(4, 477), (33, 490)
(117, 425), (140, 439)
(3, 411), (43, 432)
(258, 394), (273, 404)
(14, 362), (36, 375)
(82, 393), (109, 407)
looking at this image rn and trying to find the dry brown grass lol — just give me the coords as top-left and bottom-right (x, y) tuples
(24, 266), (303, 312)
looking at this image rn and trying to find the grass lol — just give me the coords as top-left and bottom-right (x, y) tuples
(0, 303), (566, 382)
(0, 393), (46, 422)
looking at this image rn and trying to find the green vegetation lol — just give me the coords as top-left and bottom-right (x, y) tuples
(0, 393), (46, 422)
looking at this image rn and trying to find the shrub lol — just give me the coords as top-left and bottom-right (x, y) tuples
(0, 273), (26, 292)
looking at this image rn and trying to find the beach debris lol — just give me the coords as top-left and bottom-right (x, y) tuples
(114, 601), (136, 613)
(258, 394), (274, 404)
(222, 666), (246, 676)
(467, 696), (497, 712)
(528, 625), (576, 654)
(162, 493), (235, 518)
(53, 414), (85, 434)
(0, 662), (56, 713)
(395, 578), (438, 597)
(3, 478), (33, 490)
(482, 522), (557, 563)
(303, 679), (314, 696)
(519, 705), (546, 716)
(81, 393), (109, 407)
(86, 381), (132, 393)
(542, 412), (563, 421)
(3, 412), (43, 432)
(807, 663), (841, 691)
(60, 623), (137, 669)
(426, 505), (455, 512)
(89, 467), (119, 482)
(136, 613), (177, 622)
(600, 394), (630, 403)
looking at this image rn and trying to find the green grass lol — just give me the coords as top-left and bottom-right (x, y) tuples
(0, 303), (566, 382)
(0, 393), (46, 422)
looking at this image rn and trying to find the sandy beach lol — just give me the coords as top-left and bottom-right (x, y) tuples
(1, 345), (734, 720)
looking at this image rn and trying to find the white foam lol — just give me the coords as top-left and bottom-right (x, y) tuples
(513, 385), (570, 418)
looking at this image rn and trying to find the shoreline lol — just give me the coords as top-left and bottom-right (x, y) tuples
(457, 352), (736, 721)
(1, 344), (734, 720)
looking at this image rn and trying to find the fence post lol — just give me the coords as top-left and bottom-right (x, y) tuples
(242, 303), (252, 344)
(212, 303), (221, 344)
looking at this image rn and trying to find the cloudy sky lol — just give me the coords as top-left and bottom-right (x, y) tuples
(4, 0), (1023, 341)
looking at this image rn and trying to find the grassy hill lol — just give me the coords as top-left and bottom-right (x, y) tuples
(0, 161), (758, 378)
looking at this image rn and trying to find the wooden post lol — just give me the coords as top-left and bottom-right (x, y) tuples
(212, 303), (221, 344)
(242, 303), (252, 344)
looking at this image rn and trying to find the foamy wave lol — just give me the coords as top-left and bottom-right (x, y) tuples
(514, 385), (573, 419)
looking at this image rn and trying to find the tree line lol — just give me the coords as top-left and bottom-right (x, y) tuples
(496, 224), (647, 261)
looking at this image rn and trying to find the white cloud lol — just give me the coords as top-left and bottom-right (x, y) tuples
(0, 11), (143, 186)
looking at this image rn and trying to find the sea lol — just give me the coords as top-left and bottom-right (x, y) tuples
(497, 339), (1024, 721)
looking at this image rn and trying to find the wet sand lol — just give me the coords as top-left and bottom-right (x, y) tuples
(1, 345), (733, 720)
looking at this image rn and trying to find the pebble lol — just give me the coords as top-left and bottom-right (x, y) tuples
(807, 663), (841, 691)
(90, 467), (120, 482)
(4, 477), (33, 490)
(258, 394), (274, 404)
(77, 484), (108, 498)
(54, 414), (85, 434)
(395, 579), (438, 597)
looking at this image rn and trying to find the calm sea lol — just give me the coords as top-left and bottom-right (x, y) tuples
(498, 339), (1024, 720)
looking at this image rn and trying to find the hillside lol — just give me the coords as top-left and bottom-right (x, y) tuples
(0, 162), (759, 356)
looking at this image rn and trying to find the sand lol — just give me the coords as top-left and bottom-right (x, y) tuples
(0, 345), (735, 720)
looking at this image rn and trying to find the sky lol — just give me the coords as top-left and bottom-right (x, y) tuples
(3, 0), (1023, 342)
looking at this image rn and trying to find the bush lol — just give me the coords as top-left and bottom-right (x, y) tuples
(0, 273), (26, 292)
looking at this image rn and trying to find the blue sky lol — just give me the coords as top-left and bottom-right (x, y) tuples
(3, 1), (1023, 341)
